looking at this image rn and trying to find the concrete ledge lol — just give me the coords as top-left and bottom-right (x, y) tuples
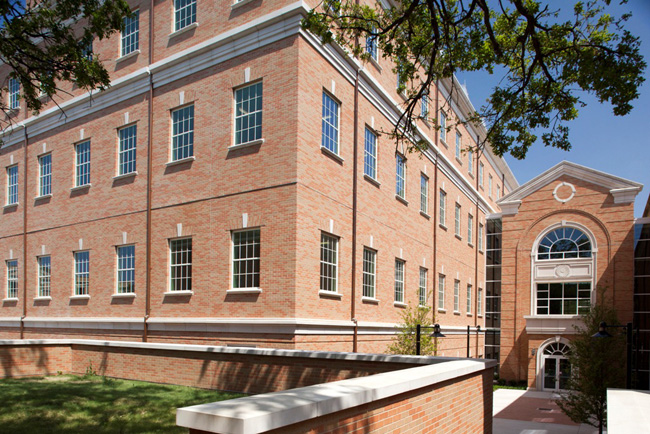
(607, 389), (650, 434)
(177, 359), (495, 434)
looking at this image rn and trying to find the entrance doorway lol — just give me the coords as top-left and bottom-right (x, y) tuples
(541, 342), (571, 391)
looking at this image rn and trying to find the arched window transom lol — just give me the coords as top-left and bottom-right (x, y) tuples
(537, 227), (592, 260)
(543, 342), (571, 356)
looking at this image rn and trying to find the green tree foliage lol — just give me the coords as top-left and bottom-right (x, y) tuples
(303, 0), (646, 159)
(387, 301), (436, 355)
(1, 0), (131, 126)
(556, 294), (626, 434)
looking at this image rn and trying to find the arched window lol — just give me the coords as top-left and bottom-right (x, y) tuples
(543, 342), (571, 356)
(537, 227), (592, 260)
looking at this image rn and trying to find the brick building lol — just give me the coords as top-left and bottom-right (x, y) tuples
(0, 0), (646, 391)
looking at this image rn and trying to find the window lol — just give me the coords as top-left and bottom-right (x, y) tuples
(75, 140), (91, 187)
(38, 154), (52, 197)
(232, 229), (260, 289)
(6, 260), (17, 299)
(537, 227), (592, 260)
(468, 214), (473, 245)
(496, 185), (501, 200)
(121, 10), (140, 56)
(38, 256), (51, 298)
(439, 190), (446, 226)
(455, 132), (461, 160)
(478, 223), (484, 251)
(394, 259), (404, 303)
(479, 162), (484, 187)
(438, 274), (445, 310)
(321, 92), (339, 155)
(366, 30), (377, 60)
(171, 105), (194, 161)
(466, 284), (472, 314)
(454, 279), (460, 312)
(477, 287), (483, 316)
(170, 238), (192, 292)
(421, 94), (429, 118)
(419, 268), (427, 306)
(439, 111), (446, 143)
(118, 125), (137, 175)
(455, 203), (461, 237)
(420, 174), (428, 214)
(8, 78), (19, 110)
(395, 154), (406, 199)
(6, 165), (18, 205)
(468, 149), (474, 174)
(81, 41), (93, 61)
(74, 251), (90, 296)
(320, 233), (338, 293)
(488, 174), (493, 198)
(116, 245), (135, 294)
(362, 248), (376, 298)
(235, 82), (263, 146)
(174, 0), (196, 32)
(536, 282), (591, 315)
(364, 128), (377, 179)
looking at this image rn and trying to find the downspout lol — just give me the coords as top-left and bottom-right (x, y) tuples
(351, 67), (360, 353)
(432, 79), (439, 323)
(474, 133), (480, 356)
(20, 125), (28, 339)
(143, 0), (155, 342)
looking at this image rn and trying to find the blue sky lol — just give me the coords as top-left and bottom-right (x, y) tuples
(457, 0), (650, 216)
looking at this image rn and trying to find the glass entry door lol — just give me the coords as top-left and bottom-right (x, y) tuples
(541, 342), (571, 391)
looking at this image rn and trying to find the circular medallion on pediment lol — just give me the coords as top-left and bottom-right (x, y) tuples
(553, 182), (576, 203)
(555, 264), (571, 278)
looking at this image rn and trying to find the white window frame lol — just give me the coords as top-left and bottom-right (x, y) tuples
(169, 238), (192, 292)
(419, 267), (427, 307)
(455, 203), (461, 237)
(488, 174), (493, 198)
(468, 214), (474, 245)
(420, 174), (428, 214)
(478, 223), (484, 252)
(74, 251), (90, 296)
(234, 81), (263, 146)
(468, 149), (474, 175)
(496, 185), (501, 200)
(454, 279), (460, 312)
(121, 10), (140, 57)
(479, 162), (484, 187)
(118, 124), (137, 176)
(171, 104), (194, 162)
(439, 189), (446, 227)
(362, 247), (376, 299)
(535, 282), (592, 315)
(174, 0), (196, 32)
(466, 284), (472, 314)
(455, 131), (461, 160)
(438, 274), (445, 310)
(364, 127), (377, 180)
(395, 153), (406, 199)
(37, 255), (51, 298)
(478, 287), (483, 316)
(394, 259), (405, 303)
(8, 78), (19, 110)
(439, 111), (446, 143)
(421, 93), (429, 118)
(6, 165), (18, 205)
(232, 229), (261, 290)
(116, 245), (135, 294)
(321, 91), (340, 155)
(366, 29), (377, 60)
(75, 140), (91, 187)
(320, 233), (339, 293)
(6, 260), (17, 299)
(38, 154), (52, 197)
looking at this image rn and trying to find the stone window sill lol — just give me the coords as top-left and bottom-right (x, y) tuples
(112, 293), (136, 298)
(116, 50), (140, 63)
(113, 172), (138, 181)
(169, 22), (198, 39)
(226, 288), (262, 294)
(319, 290), (342, 299)
(321, 146), (344, 163)
(164, 290), (194, 296)
(166, 156), (195, 167)
(229, 139), (264, 151)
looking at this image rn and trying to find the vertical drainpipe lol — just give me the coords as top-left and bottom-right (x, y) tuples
(474, 133), (480, 356)
(144, 0), (155, 342)
(431, 79), (439, 324)
(20, 125), (28, 339)
(351, 67), (360, 353)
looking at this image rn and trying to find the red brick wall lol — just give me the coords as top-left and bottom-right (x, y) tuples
(0, 345), (71, 378)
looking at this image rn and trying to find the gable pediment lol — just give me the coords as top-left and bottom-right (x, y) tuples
(497, 161), (643, 215)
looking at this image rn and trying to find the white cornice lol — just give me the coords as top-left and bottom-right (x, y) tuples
(500, 160), (643, 207)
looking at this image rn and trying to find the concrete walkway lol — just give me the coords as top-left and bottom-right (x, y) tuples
(493, 389), (600, 434)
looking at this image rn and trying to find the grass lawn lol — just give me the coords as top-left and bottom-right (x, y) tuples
(0, 374), (244, 433)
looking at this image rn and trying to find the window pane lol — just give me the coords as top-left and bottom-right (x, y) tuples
(232, 229), (260, 289)
(235, 82), (263, 145)
(321, 93), (339, 154)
